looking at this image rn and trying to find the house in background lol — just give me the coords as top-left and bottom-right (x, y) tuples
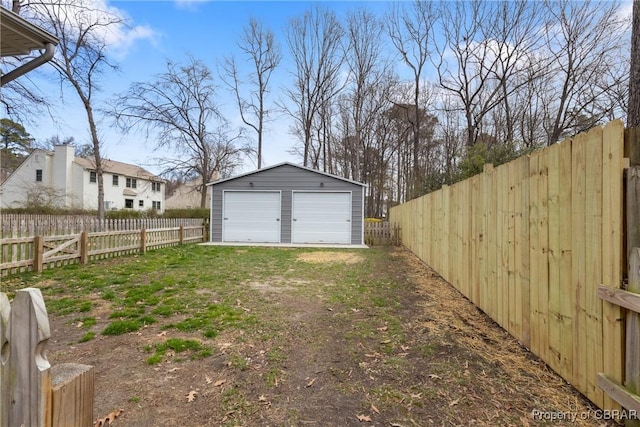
(165, 178), (213, 210)
(207, 162), (366, 246)
(0, 144), (165, 213)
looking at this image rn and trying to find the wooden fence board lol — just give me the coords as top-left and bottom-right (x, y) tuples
(585, 126), (605, 406)
(519, 156), (531, 349)
(571, 130), (588, 393)
(601, 121), (625, 411)
(548, 142), (562, 373)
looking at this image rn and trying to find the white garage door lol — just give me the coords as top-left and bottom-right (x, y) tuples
(223, 191), (280, 243)
(292, 192), (351, 244)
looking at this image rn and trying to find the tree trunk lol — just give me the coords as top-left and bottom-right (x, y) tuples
(629, 0), (640, 127)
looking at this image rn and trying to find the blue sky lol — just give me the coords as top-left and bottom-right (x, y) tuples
(20, 0), (392, 176)
(11, 0), (634, 176)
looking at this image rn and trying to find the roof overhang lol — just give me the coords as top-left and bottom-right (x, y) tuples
(0, 6), (59, 86)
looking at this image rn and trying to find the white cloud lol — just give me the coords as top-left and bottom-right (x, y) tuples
(174, 0), (209, 11)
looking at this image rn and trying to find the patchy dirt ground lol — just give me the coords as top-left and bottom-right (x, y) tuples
(47, 247), (614, 427)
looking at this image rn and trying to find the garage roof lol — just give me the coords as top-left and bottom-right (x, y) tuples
(206, 162), (367, 187)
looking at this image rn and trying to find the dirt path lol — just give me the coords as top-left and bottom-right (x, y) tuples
(47, 247), (613, 426)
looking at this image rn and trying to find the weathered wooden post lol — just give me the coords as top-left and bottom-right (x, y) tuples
(34, 235), (44, 272)
(3, 288), (51, 427)
(179, 226), (184, 245)
(80, 231), (89, 265)
(0, 293), (10, 427)
(140, 228), (147, 254)
(50, 363), (94, 427)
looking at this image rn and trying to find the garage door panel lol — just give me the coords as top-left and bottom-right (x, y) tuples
(223, 191), (280, 243)
(292, 192), (351, 244)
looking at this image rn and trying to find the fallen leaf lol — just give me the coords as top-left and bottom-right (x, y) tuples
(76, 321), (83, 328)
(371, 404), (380, 414)
(205, 375), (212, 384)
(449, 398), (459, 406)
(377, 326), (388, 331)
(380, 339), (391, 344)
(157, 331), (167, 337)
(306, 377), (316, 388)
(167, 367), (180, 373)
(187, 390), (197, 402)
(428, 374), (441, 380)
(400, 345), (410, 351)
(351, 308), (360, 313)
(94, 409), (123, 427)
(258, 394), (268, 402)
(356, 414), (372, 422)
(214, 379), (226, 387)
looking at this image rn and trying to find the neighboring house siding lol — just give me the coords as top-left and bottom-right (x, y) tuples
(0, 144), (165, 213)
(209, 163), (365, 244)
(0, 150), (51, 208)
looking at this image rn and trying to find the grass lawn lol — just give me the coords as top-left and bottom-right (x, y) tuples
(0, 245), (612, 427)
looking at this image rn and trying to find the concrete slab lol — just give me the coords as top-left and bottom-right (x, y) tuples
(199, 242), (369, 249)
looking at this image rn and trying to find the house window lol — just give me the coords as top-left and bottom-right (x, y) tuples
(126, 178), (137, 189)
(125, 199), (134, 209)
(35, 169), (42, 182)
(112, 175), (119, 186)
(89, 171), (97, 183)
(139, 200), (144, 207)
(152, 201), (161, 210)
(152, 182), (161, 192)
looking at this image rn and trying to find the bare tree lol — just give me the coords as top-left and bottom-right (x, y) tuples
(541, 0), (629, 144)
(221, 18), (281, 169)
(629, 0), (640, 127)
(21, 0), (124, 219)
(283, 5), (344, 168)
(111, 57), (247, 208)
(339, 8), (394, 182)
(434, 1), (545, 149)
(387, 0), (437, 199)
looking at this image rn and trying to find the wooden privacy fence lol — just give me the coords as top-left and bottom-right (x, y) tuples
(0, 288), (94, 427)
(390, 120), (628, 412)
(0, 225), (205, 276)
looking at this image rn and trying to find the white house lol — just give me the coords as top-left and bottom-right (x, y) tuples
(0, 144), (165, 213)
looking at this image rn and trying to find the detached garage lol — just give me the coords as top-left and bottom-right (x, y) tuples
(207, 162), (366, 246)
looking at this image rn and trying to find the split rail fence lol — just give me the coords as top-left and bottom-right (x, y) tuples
(0, 225), (205, 276)
(390, 120), (635, 413)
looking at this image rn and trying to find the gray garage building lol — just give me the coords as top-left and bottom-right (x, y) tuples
(207, 162), (366, 245)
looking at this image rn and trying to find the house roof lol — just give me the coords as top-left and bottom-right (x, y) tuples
(206, 162), (367, 187)
(74, 157), (163, 182)
(0, 7), (58, 56)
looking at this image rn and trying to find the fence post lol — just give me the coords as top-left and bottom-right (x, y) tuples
(50, 363), (94, 427)
(80, 231), (88, 265)
(0, 293), (10, 427)
(140, 229), (147, 254)
(179, 226), (184, 245)
(34, 235), (44, 273)
(5, 288), (52, 427)
(626, 163), (640, 427)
